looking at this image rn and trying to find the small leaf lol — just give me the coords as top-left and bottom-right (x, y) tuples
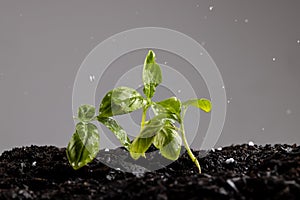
(152, 97), (182, 122)
(97, 116), (131, 150)
(183, 98), (212, 113)
(99, 87), (146, 117)
(66, 122), (100, 170)
(129, 114), (169, 159)
(143, 50), (162, 99)
(153, 126), (182, 160)
(78, 104), (96, 122)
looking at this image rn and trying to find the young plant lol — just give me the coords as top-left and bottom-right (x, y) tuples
(66, 50), (212, 173)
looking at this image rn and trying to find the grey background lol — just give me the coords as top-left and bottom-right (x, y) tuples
(0, 0), (299, 153)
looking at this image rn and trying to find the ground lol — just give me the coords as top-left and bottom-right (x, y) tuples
(0, 144), (299, 199)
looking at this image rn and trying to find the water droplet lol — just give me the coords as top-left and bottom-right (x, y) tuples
(261, 127), (265, 131)
(107, 93), (111, 97)
(71, 163), (75, 167)
(225, 158), (235, 164)
(286, 109), (292, 115)
(89, 75), (95, 82)
(106, 174), (113, 181)
(234, 19), (238, 22)
(32, 161), (37, 166)
(297, 40), (300, 44)
(164, 61), (168, 65)
(227, 99), (231, 104)
(248, 141), (254, 146)
(19, 13), (23, 17)
(104, 148), (109, 152)
(196, 4), (199, 8)
(244, 19), (249, 23)
(272, 57), (276, 61)
(222, 86), (225, 89)
(217, 147), (222, 151)
(211, 148), (215, 152)
(209, 6), (214, 11)
(200, 52), (203, 56)
(116, 168), (121, 171)
(177, 89), (181, 93)
(201, 41), (206, 46)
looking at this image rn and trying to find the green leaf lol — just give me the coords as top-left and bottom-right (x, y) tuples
(152, 97), (182, 122)
(66, 122), (100, 170)
(77, 104), (96, 122)
(153, 126), (182, 160)
(143, 50), (162, 99)
(99, 87), (146, 117)
(129, 114), (169, 159)
(97, 116), (131, 150)
(183, 98), (212, 113)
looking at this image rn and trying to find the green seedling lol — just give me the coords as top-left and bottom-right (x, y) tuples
(66, 50), (212, 173)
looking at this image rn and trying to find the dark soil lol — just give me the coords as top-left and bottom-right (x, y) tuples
(1, 144), (300, 200)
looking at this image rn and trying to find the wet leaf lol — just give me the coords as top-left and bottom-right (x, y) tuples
(97, 117), (131, 150)
(153, 126), (182, 160)
(77, 104), (96, 122)
(66, 122), (99, 170)
(99, 87), (146, 117)
(143, 50), (162, 99)
(130, 114), (171, 159)
(152, 97), (181, 122)
(183, 98), (212, 113)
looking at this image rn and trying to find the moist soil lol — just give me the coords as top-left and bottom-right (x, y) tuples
(0, 144), (299, 200)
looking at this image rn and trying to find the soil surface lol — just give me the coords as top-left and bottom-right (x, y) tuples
(1, 144), (300, 200)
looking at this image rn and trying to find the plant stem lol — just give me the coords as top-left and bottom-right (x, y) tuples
(180, 109), (202, 173)
(140, 107), (147, 131)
